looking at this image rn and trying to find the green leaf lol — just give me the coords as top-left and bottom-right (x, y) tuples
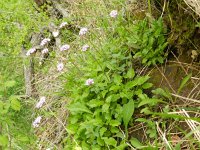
(10, 97), (21, 111)
(103, 137), (117, 147)
(100, 127), (107, 137)
(109, 120), (121, 127)
(4, 80), (16, 88)
(178, 73), (192, 94)
(97, 137), (104, 146)
(116, 141), (128, 149)
(0, 135), (8, 147)
(152, 88), (171, 99)
(67, 124), (79, 134)
(140, 107), (151, 114)
(113, 74), (122, 85)
(87, 99), (103, 108)
(122, 99), (134, 137)
(142, 83), (153, 89)
(125, 68), (135, 78)
(125, 76), (150, 89)
(68, 102), (92, 114)
(130, 138), (143, 149)
(138, 98), (165, 107)
(102, 103), (110, 112)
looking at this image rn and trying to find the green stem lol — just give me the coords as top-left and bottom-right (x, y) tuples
(148, 0), (152, 15)
(125, 126), (128, 139)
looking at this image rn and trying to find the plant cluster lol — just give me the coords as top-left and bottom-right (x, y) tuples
(127, 18), (168, 65)
(63, 11), (168, 149)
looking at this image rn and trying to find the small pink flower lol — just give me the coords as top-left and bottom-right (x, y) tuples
(26, 48), (36, 56)
(57, 63), (64, 71)
(40, 38), (51, 46)
(79, 27), (88, 36)
(41, 48), (49, 54)
(85, 78), (94, 86)
(60, 44), (70, 51)
(110, 10), (118, 18)
(59, 22), (68, 29)
(36, 96), (46, 109)
(32, 116), (42, 128)
(82, 44), (89, 51)
(52, 30), (59, 37)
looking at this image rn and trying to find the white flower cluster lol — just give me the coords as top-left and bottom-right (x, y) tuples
(35, 96), (46, 109)
(41, 48), (49, 54)
(32, 96), (46, 128)
(59, 22), (68, 29)
(85, 78), (94, 86)
(26, 48), (36, 56)
(32, 116), (42, 128)
(82, 44), (89, 51)
(52, 30), (59, 37)
(40, 38), (51, 46)
(60, 44), (70, 51)
(110, 10), (118, 18)
(31, 11), (118, 128)
(57, 63), (64, 72)
(79, 27), (88, 36)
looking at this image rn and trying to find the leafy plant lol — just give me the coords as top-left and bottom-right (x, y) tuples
(65, 16), (167, 149)
(127, 18), (168, 65)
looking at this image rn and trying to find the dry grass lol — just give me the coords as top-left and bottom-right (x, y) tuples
(184, 0), (200, 16)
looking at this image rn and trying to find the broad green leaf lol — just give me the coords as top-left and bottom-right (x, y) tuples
(140, 107), (151, 114)
(110, 127), (119, 133)
(10, 97), (21, 111)
(122, 99), (134, 137)
(130, 138), (143, 149)
(126, 68), (135, 78)
(102, 103), (110, 112)
(0, 135), (8, 147)
(116, 141), (128, 149)
(109, 85), (120, 91)
(68, 102), (92, 114)
(103, 137), (117, 147)
(87, 99), (103, 108)
(178, 73), (192, 94)
(142, 83), (153, 89)
(113, 74), (122, 85)
(109, 120), (121, 127)
(125, 76), (150, 89)
(97, 137), (104, 146)
(138, 98), (165, 107)
(106, 95), (120, 103)
(100, 127), (107, 137)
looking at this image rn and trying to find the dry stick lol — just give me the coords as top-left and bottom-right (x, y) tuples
(181, 109), (200, 141)
(171, 93), (200, 104)
(188, 80), (200, 99)
(156, 122), (173, 150)
(184, 0), (200, 16)
(161, 0), (167, 17)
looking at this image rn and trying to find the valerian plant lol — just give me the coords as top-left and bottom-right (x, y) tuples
(127, 18), (168, 65)
(64, 15), (168, 149)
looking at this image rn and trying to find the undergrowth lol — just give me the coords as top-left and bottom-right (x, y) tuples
(63, 10), (169, 149)
(1, 0), (200, 150)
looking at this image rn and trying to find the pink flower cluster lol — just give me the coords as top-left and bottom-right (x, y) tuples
(85, 78), (94, 86)
(26, 48), (36, 56)
(40, 38), (51, 46)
